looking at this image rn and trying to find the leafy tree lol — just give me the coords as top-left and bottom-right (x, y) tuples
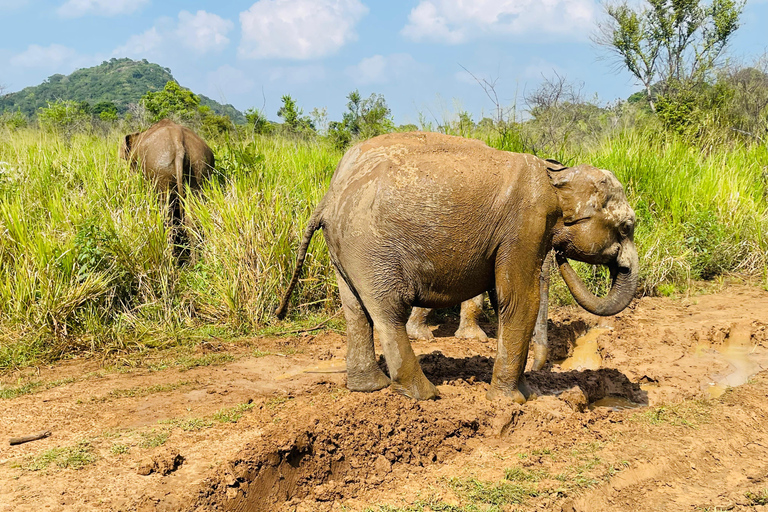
(0, 109), (27, 129)
(37, 100), (90, 133)
(141, 81), (201, 123)
(328, 90), (394, 149)
(92, 101), (119, 122)
(596, 0), (745, 111)
(277, 95), (314, 134)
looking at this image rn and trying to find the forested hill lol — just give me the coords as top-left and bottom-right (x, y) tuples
(0, 58), (245, 123)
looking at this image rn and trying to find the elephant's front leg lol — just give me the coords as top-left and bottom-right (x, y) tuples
(531, 251), (554, 371)
(487, 266), (541, 403)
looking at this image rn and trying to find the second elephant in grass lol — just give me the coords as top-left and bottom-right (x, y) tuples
(277, 132), (638, 403)
(119, 119), (214, 256)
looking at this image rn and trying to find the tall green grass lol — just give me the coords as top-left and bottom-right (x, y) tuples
(0, 124), (765, 368)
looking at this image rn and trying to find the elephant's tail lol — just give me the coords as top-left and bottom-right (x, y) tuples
(274, 201), (325, 319)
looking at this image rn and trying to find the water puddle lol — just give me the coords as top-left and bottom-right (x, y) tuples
(589, 395), (643, 411)
(699, 323), (765, 398)
(558, 327), (612, 371)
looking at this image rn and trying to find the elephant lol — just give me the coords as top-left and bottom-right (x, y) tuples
(275, 132), (638, 403)
(406, 251), (555, 372)
(118, 119), (214, 256)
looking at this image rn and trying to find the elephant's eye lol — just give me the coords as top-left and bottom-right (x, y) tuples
(620, 220), (634, 237)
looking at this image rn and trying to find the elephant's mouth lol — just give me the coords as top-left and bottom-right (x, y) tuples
(556, 241), (639, 317)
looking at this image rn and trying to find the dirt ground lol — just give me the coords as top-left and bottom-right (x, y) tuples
(2, 282), (768, 512)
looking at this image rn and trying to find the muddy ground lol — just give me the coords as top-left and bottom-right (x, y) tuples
(1, 282), (768, 512)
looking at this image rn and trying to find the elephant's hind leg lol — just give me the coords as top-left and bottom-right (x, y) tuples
(371, 307), (439, 400)
(336, 271), (390, 392)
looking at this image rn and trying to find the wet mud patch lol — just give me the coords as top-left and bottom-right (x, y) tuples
(191, 392), (491, 512)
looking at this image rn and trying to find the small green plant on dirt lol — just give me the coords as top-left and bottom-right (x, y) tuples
(253, 349), (272, 357)
(91, 381), (192, 402)
(21, 440), (96, 471)
(213, 402), (255, 423)
(448, 476), (541, 506)
(632, 400), (711, 428)
(265, 396), (293, 409)
(0, 377), (77, 399)
(161, 417), (215, 431)
(110, 443), (130, 455)
(746, 489), (768, 506)
(139, 429), (169, 448)
(0, 380), (42, 399)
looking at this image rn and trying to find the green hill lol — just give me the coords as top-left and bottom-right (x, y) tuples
(0, 58), (245, 123)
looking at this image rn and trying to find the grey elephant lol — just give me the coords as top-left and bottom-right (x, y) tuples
(276, 132), (638, 403)
(119, 119), (214, 253)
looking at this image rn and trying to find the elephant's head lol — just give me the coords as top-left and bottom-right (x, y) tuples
(548, 163), (638, 316)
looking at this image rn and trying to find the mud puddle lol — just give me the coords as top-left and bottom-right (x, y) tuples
(557, 327), (612, 371)
(697, 321), (768, 398)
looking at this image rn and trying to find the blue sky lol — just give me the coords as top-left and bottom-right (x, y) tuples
(1, 0), (766, 125)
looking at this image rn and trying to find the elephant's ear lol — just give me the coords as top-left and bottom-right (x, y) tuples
(548, 166), (600, 224)
(119, 133), (137, 160)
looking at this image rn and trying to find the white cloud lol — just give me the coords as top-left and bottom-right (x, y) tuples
(57, 0), (150, 18)
(113, 27), (164, 58)
(346, 53), (423, 85)
(176, 11), (234, 53)
(402, 0), (597, 44)
(113, 10), (233, 58)
(10, 44), (94, 70)
(239, 0), (368, 59)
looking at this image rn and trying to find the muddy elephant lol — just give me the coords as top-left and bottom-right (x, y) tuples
(406, 251), (555, 372)
(119, 119), (214, 255)
(276, 132), (638, 403)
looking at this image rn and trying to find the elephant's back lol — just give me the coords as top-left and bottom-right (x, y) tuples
(328, 131), (546, 201)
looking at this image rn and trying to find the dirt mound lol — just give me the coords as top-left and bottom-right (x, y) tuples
(191, 392), (491, 511)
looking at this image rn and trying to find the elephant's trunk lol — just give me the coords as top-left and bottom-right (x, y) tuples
(557, 240), (639, 316)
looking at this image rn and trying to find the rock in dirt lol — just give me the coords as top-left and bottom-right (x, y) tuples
(137, 448), (184, 476)
(559, 386), (588, 412)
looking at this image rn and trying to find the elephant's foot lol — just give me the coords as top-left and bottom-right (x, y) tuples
(391, 371), (440, 400)
(455, 324), (489, 342)
(486, 377), (531, 404)
(347, 366), (391, 392)
(406, 318), (435, 341)
(531, 343), (548, 371)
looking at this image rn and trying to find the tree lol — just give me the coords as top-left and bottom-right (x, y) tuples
(141, 81), (201, 122)
(328, 90), (394, 149)
(596, 0), (745, 111)
(277, 95), (314, 134)
(37, 100), (90, 133)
